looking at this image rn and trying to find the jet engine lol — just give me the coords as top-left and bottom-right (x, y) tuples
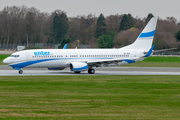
(70, 62), (88, 72)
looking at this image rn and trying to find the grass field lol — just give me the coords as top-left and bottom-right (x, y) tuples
(124, 61), (180, 67)
(123, 56), (180, 67)
(0, 55), (9, 65)
(0, 75), (180, 119)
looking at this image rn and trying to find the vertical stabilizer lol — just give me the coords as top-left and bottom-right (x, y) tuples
(121, 17), (157, 50)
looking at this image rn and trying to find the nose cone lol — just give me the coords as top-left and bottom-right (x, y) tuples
(3, 58), (10, 64)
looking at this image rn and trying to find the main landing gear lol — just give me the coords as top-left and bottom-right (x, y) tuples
(88, 69), (95, 74)
(19, 70), (23, 74)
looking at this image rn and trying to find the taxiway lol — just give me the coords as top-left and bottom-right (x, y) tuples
(0, 65), (180, 76)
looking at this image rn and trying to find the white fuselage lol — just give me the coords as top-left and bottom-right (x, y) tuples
(3, 48), (145, 69)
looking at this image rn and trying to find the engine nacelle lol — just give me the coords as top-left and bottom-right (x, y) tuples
(48, 68), (64, 70)
(70, 62), (88, 71)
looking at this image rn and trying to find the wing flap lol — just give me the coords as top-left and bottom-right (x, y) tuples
(87, 57), (138, 67)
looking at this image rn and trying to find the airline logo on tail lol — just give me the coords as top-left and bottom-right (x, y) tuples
(139, 30), (155, 38)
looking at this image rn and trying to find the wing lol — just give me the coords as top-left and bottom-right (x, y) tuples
(87, 57), (139, 67)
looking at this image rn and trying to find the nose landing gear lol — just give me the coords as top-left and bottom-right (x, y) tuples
(13, 67), (23, 74)
(19, 70), (23, 74)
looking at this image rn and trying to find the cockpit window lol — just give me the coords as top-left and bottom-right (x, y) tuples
(11, 55), (19, 57)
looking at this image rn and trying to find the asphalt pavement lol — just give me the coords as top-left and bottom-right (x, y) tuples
(0, 65), (180, 76)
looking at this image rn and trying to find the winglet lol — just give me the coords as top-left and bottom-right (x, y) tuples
(144, 45), (155, 57)
(63, 44), (67, 49)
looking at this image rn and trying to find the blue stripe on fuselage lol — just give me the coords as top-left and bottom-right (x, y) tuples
(122, 59), (135, 64)
(10, 58), (135, 68)
(10, 58), (112, 68)
(10, 59), (56, 68)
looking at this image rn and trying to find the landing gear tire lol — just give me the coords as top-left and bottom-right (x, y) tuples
(74, 71), (81, 73)
(88, 69), (95, 74)
(19, 70), (23, 74)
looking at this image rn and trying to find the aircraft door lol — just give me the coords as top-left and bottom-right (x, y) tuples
(26, 52), (31, 61)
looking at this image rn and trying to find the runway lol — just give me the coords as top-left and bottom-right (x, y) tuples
(0, 65), (180, 76)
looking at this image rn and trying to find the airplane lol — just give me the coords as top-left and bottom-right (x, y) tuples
(3, 17), (157, 74)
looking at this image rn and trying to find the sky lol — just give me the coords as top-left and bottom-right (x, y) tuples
(0, 0), (180, 20)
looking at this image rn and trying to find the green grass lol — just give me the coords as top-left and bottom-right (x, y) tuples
(124, 61), (180, 67)
(143, 56), (180, 62)
(124, 56), (180, 67)
(0, 55), (9, 65)
(0, 75), (180, 119)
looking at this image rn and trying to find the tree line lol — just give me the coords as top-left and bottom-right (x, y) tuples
(0, 5), (180, 50)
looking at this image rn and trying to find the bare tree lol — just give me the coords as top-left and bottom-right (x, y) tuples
(105, 14), (123, 33)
